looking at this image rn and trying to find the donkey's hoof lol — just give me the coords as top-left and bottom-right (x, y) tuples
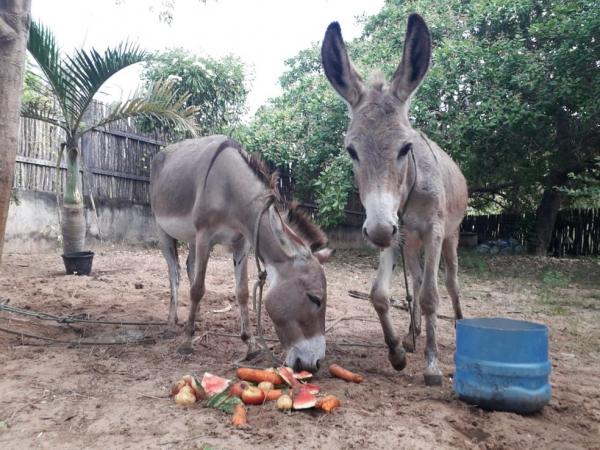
(423, 373), (443, 386)
(177, 345), (193, 356)
(388, 346), (407, 371)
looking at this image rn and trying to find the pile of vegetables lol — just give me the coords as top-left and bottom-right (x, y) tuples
(169, 363), (363, 426)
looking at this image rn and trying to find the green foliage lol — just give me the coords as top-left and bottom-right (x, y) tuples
(139, 48), (249, 139)
(541, 267), (570, 288)
(313, 154), (354, 228)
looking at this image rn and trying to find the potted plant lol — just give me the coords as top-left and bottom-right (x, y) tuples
(22, 21), (198, 274)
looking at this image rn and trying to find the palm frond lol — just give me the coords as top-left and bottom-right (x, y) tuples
(27, 21), (82, 128)
(82, 80), (199, 137)
(65, 42), (148, 130)
(21, 99), (67, 130)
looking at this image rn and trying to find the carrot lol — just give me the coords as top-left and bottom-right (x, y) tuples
(232, 404), (247, 426)
(236, 368), (284, 385)
(264, 389), (283, 401)
(329, 364), (364, 383)
(317, 395), (341, 413)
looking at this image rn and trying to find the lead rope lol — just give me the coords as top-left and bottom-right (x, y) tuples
(250, 194), (281, 366)
(398, 146), (419, 352)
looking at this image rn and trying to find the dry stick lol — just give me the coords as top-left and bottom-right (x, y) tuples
(325, 315), (380, 333)
(348, 289), (455, 322)
(0, 304), (167, 326)
(0, 326), (156, 346)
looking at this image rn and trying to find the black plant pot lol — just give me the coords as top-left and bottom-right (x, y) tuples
(62, 251), (94, 275)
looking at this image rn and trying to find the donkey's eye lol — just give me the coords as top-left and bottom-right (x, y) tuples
(307, 293), (322, 308)
(398, 143), (412, 159)
(346, 145), (359, 162)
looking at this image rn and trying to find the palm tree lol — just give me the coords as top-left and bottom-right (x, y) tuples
(22, 20), (198, 253)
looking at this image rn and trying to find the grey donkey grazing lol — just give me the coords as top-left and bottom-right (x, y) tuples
(150, 136), (332, 372)
(322, 14), (468, 385)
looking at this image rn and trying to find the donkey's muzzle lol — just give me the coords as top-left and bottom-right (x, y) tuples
(363, 220), (397, 248)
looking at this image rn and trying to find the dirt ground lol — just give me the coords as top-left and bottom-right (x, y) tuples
(0, 246), (599, 450)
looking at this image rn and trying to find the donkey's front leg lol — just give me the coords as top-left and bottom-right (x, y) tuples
(371, 246), (406, 370)
(232, 238), (256, 358)
(178, 235), (211, 355)
(420, 225), (444, 386)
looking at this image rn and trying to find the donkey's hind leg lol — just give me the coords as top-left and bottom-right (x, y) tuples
(442, 231), (463, 320)
(420, 223), (444, 386)
(232, 237), (255, 358)
(402, 230), (423, 353)
(157, 226), (180, 327)
(178, 232), (211, 355)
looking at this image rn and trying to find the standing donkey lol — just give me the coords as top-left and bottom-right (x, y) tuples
(321, 14), (468, 385)
(150, 136), (332, 372)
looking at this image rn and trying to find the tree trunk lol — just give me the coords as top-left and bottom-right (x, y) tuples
(531, 186), (564, 256)
(61, 145), (86, 253)
(0, 0), (32, 262)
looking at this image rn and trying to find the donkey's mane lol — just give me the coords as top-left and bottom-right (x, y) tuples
(205, 138), (327, 250)
(286, 201), (328, 251)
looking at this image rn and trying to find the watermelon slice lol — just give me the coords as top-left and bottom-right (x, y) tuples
(201, 372), (231, 398)
(277, 367), (299, 387)
(293, 370), (313, 381)
(299, 383), (320, 395)
(292, 387), (317, 410)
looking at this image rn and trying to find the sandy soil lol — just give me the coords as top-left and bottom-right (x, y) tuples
(0, 247), (599, 450)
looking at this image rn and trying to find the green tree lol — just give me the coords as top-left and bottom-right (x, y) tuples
(23, 21), (197, 254)
(139, 48), (248, 139)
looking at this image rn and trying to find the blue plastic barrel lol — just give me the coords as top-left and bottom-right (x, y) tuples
(454, 318), (551, 414)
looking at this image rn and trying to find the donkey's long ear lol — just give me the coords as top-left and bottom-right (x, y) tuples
(268, 208), (311, 259)
(322, 22), (364, 107)
(390, 14), (431, 102)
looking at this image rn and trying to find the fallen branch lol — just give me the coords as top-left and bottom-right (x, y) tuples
(0, 326), (156, 346)
(348, 290), (455, 322)
(325, 315), (379, 333)
(0, 303), (167, 326)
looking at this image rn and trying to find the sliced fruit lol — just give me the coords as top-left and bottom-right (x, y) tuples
(277, 367), (299, 387)
(182, 374), (205, 400)
(170, 378), (187, 397)
(205, 390), (242, 413)
(201, 372), (231, 398)
(276, 394), (293, 411)
(241, 386), (266, 405)
(299, 383), (320, 395)
(229, 381), (249, 398)
(292, 388), (317, 410)
(257, 381), (274, 392)
(293, 370), (313, 381)
(174, 385), (197, 407)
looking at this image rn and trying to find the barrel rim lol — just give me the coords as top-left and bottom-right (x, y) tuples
(457, 317), (547, 332)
